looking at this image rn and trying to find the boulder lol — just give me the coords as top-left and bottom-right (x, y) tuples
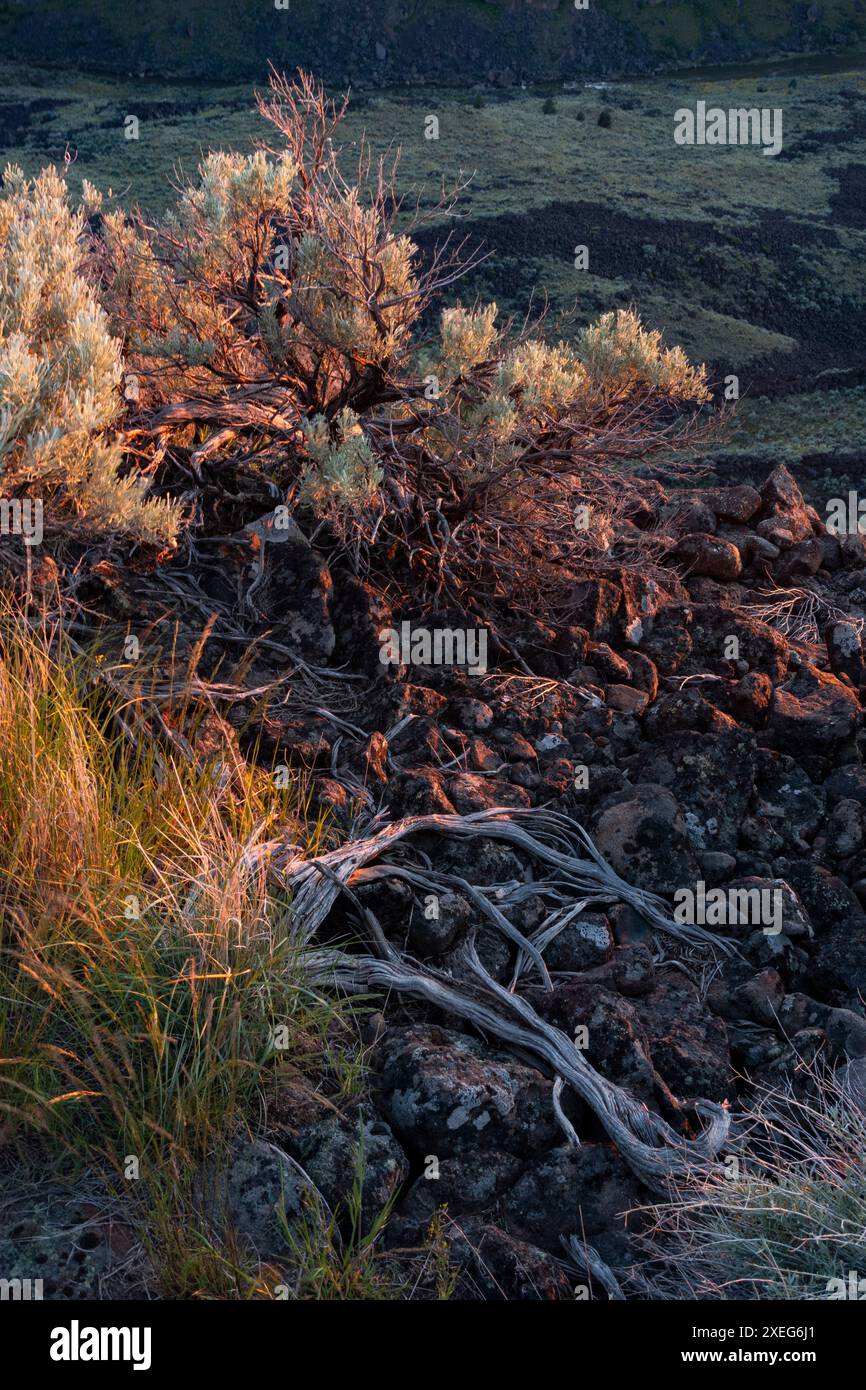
(503, 1143), (640, 1264)
(770, 664), (860, 751)
(673, 532), (742, 581)
(593, 783), (699, 893)
(377, 1025), (559, 1158)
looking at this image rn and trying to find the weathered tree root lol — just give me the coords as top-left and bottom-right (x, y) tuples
(265, 805), (734, 1189)
(267, 805), (736, 953)
(560, 1235), (626, 1301)
(305, 945), (731, 1189)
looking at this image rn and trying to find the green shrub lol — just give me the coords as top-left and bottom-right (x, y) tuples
(0, 165), (179, 544)
(93, 70), (712, 614)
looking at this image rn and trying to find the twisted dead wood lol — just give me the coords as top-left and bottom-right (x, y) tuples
(258, 805), (734, 1190)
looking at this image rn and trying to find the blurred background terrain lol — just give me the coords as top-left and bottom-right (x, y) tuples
(2, 1), (864, 502)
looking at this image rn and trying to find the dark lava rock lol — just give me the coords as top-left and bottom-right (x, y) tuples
(538, 980), (672, 1113)
(448, 1219), (573, 1300)
(760, 463), (807, 514)
(728, 671), (774, 727)
(643, 687), (736, 738)
(823, 763), (866, 807)
(825, 797), (865, 859)
(502, 1142), (640, 1264)
(686, 606), (788, 683)
(252, 516), (336, 663)
(770, 664), (860, 751)
(593, 782), (699, 893)
(390, 1149), (523, 1242)
(634, 972), (734, 1103)
(446, 772), (532, 813)
(387, 767), (456, 816)
(657, 728), (757, 855)
(0, 1183), (151, 1300)
(826, 619), (866, 687)
(640, 603), (693, 673)
(700, 484), (762, 523)
(782, 861), (862, 931)
(438, 836), (527, 886)
(376, 1025), (558, 1159)
(199, 1138), (307, 1263)
(810, 917), (866, 1008)
(407, 889), (471, 957)
(753, 749), (825, 849)
(674, 532), (742, 581)
(290, 1109), (408, 1233)
(544, 913), (615, 972)
(776, 537), (824, 584)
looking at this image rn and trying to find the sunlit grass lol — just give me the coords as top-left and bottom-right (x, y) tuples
(0, 599), (357, 1295)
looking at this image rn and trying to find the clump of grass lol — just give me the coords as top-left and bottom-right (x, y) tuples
(598, 108), (613, 128)
(542, 96), (557, 115)
(632, 1061), (866, 1300)
(278, 1151), (404, 1301)
(275, 1153), (458, 1301)
(0, 600), (352, 1295)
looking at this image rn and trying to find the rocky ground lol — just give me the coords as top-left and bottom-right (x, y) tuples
(210, 460), (866, 1297)
(6, 458), (866, 1300)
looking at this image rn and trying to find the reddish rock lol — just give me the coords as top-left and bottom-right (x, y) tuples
(701, 484), (762, 523)
(446, 772), (532, 813)
(730, 671), (773, 727)
(776, 537), (824, 583)
(673, 532), (742, 581)
(770, 664), (860, 750)
(606, 683), (650, 716)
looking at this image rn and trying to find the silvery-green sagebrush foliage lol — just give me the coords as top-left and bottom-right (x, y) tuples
(0, 165), (179, 543)
(91, 70), (712, 567)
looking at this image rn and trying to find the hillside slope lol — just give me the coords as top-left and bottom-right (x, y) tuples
(1, 0), (865, 84)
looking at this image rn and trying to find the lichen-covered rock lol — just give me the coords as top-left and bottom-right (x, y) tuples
(825, 797), (865, 859)
(376, 1025), (559, 1158)
(291, 1109), (408, 1233)
(657, 728), (757, 854)
(0, 1183), (151, 1300)
(826, 619), (866, 687)
(199, 1138), (308, 1263)
(503, 1143), (640, 1264)
(544, 912), (614, 972)
(593, 782), (699, 893)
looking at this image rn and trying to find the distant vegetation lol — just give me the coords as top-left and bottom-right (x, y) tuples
(1, 0), (865, 85)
